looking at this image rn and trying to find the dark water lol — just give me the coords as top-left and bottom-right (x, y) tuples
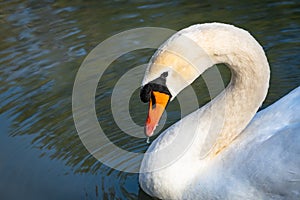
(0, 0), (299, 199)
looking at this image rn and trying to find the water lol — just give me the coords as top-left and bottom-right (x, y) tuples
(0, 0), (299, 199)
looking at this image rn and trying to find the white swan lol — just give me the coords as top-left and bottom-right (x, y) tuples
(139, 23), (300, 199)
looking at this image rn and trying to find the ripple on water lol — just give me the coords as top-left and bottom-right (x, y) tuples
(0, 0), (299, 199)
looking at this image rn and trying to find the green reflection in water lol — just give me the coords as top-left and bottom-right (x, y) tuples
(0, 0), (299, 199)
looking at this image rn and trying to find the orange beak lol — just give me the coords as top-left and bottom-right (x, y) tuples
(145, 91), (170, 137)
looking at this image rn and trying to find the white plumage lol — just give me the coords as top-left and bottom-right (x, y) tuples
(139, 23), (300, 199)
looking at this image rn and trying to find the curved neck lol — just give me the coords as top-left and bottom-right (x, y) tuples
(190, 24), (270, 156)
(207, 57), (269, 156)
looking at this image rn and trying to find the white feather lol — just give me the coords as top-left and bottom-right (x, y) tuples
(139, 22), (300, 200)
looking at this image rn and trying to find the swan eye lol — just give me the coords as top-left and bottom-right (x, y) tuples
(140, 72), (172, 103)
(140, 83), (172, 103)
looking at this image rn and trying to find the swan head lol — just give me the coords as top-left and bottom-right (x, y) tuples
(140, 26), (215, 136)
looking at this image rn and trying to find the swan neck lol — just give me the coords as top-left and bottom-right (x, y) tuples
(204, 45), (270, 156)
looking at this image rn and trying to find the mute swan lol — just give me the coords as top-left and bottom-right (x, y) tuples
(139, 23), (300, 199)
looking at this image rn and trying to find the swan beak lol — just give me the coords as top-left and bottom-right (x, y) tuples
(145, 91), (170, 137)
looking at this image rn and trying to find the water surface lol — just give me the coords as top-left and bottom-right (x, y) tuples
(0, 0), (299, 199)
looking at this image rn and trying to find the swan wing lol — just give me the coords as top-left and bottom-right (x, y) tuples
(229, 86), (300, 199)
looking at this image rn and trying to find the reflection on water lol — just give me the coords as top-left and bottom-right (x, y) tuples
(0, 0), (299, 199)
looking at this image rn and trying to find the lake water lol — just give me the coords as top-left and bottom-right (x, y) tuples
(0, 1), (299, 199)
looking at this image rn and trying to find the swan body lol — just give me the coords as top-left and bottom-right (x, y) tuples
(139, 23), (300, 199)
